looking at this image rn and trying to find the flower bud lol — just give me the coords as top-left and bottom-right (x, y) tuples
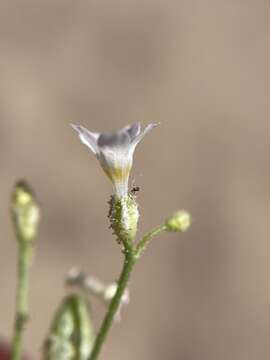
(109, 194), (139, 243)
(165, 211), (191, 232)
(11, 180), (40, 244)
(44, 294), (95, 360)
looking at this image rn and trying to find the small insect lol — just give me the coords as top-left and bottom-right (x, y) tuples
(131, 186), (140, 195)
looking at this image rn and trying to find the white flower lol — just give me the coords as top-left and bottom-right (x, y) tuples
(71, 123), (158, 198)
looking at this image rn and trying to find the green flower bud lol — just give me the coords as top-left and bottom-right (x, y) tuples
(44, 294), (95, 360)
(109, 194), (139, 243)
(165, 211), (191, 232)
(11, 180), (40, 244)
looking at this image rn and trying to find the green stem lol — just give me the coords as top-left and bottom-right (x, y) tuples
(11, 243), (32, 360)
(89, 246), (136, 360)
(135, 224), (167, 258)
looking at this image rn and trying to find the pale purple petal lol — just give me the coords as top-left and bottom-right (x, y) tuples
(124, 123), (141, 141)
(98, 131), (130, 148)
(70, 124), (99, 154)
(132, 123), (158, 147)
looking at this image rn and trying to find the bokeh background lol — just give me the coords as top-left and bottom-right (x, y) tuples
(1, 1), (270, 359)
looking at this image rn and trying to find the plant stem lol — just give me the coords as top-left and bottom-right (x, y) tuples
(135, 224), (167, 258)
(89, 246), (136, 360)
(11, 243), (32, 360)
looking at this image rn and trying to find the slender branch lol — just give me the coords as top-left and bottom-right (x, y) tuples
(135, 224), (167, 258)
(89, 246), (136, 360)
(11, 243), (32, 360)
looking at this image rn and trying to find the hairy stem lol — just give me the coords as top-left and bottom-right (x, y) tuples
(89, 246), (135, 360)
(11, 243), (32, 360)
(135, 224), (167, 258)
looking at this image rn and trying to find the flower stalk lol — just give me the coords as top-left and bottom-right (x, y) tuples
(135, 211), (192, 258)
(135, 224), (167, 259)
(11, 181), (40, 360)
(88, 207), (192, 360)
(11, 243), (32, 360)
(89, 244), (135, 360)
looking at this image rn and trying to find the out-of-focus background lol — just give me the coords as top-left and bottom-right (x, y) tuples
(1, 1), (270, 359)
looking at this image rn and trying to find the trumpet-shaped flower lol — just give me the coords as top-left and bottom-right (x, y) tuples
(71, 123), (157, 198)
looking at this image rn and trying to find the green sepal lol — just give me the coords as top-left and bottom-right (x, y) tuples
(109, 194), (139, 244)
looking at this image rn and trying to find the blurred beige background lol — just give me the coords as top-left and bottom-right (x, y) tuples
(1, 0), (270, 359)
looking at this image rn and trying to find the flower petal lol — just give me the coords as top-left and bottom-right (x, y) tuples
(71, 124), (99, 154)
(98, 131), (130, 148)
(98, 147), (133, 198)
(132, 123), (159, 146)
(124, 123), (141, 141)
